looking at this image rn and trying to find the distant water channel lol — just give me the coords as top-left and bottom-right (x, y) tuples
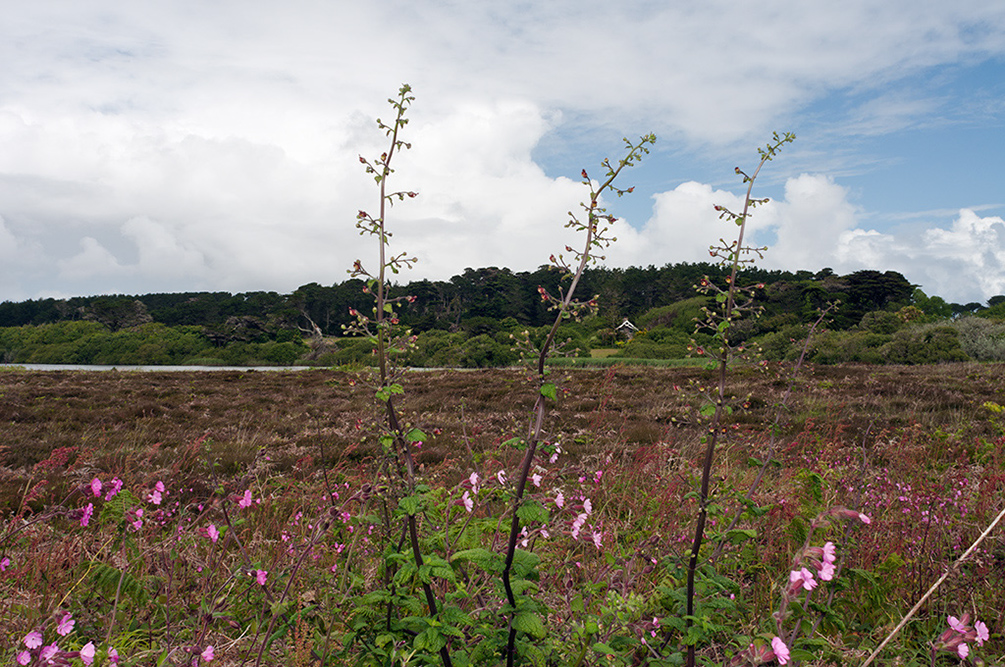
(0, 364), (313, 372)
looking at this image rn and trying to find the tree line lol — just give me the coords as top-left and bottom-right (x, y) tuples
(1, 263), (1003, 366)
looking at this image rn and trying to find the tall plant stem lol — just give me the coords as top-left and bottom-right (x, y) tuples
(684, 133), (792, 667)
(501, 135), (653, 667)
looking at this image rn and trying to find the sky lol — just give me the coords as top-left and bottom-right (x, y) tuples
(1, 1), (1004, 306)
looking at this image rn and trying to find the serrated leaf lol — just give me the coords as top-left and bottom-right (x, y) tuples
(512, 611), (545, 638)
(451, 548), (504, 573)
(510, 548), (541, 579)
(540, 383), (557, 401)
(516, 499), (550, 525)
(399, 494), (424, 515)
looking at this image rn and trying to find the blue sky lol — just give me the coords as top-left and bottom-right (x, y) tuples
(1, 0), (1004, 304)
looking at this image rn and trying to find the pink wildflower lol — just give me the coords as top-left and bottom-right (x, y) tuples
(80, 641), (96, 666)
(201, 645), (215, 662)
(822, 541), (836, 564)
(771, 637), (790, 665)
(496, 470), (507, 485)
(858, 512), (871, 524)
(555, 491), (565, 508)
(108, 646), (119, 664)
(1, 556), (9, 571)
(531, 473), (542, 487)
(147, 481), (165, 505)
(56, 612), (75, 636)
(948, 615), (967, 633)
(255, 569), (268, 585)
(105, 477), (123, 500)
(975, 620), (989, 645)
(468, 472), (480, 493)
(571, 513), (587, 540)
(461, 490), (473, 513)
(24, 631), (43, 649)
(16, 651), (30, 665)
(80, 503), (94, 527)
(90, 477), (102, 497)
(591, 529), (603, 549)
(40, 644), (59, 662)
(789, 567), (817, 592)
(127, 508), (144, 531)
(583, 498), (593, 514)
(238, 490), (253, 508)
(818, 560), (836, 581)
(957, 642), (969, 659)
(207, 523), (219, 543)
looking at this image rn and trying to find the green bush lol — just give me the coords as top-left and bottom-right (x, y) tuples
(807, 330), (891, 364)
(880, 324), (969, 364)
(954, 316), (1005, 361)
(407, 329), (466, 367)
(753, 324), (809, 361)
(459, 334), (518, 368)
(638, 296), (709, 332)
(0, 321), (217, 365)
(858, 310), (903, 335)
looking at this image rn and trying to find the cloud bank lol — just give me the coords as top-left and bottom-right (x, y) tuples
(1, 1), (1004, 303)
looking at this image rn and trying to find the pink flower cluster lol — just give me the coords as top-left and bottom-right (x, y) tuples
(16, 613), (104, 666)
(788, 541), (838, 594)
(933, 614), (989, 659)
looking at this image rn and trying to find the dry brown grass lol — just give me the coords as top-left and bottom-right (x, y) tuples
(1, 362), (1002, 515)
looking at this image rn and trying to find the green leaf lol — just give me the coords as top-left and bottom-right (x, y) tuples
(591, 643), (616, 656)
(516, 499), (550, 525)
(451, 548), (504, 574)
(512, 611), (546, 638)
(501, 436), (526, 451)
(700, 403), (716, 417)
(399, 494), (425, 515)
(723, 528), (757, 545)
(405, 428), (427, 442)
(540, 383), (557, 401)
(510, 548), (541, 579)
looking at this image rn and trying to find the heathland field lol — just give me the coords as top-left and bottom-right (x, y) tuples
(2, 363), (1003, 665)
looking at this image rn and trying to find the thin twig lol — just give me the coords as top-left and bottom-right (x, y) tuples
(860, 503), (1005, 667)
